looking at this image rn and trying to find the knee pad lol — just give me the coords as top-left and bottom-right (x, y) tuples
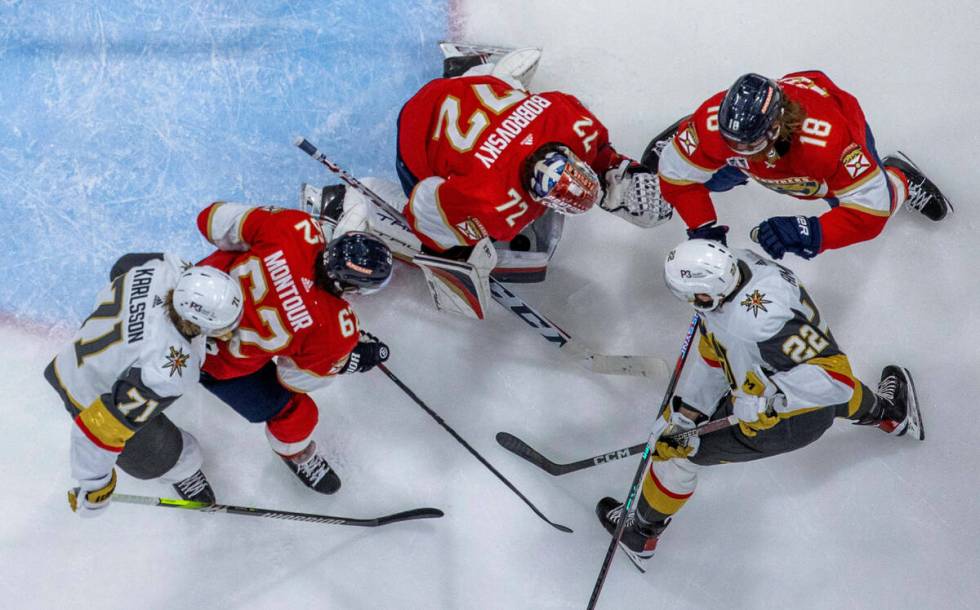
(117, 415), (183, 480)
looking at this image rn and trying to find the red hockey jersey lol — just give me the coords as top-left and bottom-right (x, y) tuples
(398, 75), (622, 252)
(196, 203), (360, 392)
(658, 71), (897, 252)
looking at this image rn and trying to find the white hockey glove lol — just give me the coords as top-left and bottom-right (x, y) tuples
(600, 160), (672, 228)
(68, 469), (117, 518)
(652, 402), (700, 461)
(733, 367), (786, 438)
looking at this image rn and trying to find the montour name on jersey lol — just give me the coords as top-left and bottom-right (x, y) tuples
(263, 250), (314, 331)
(127, 268), (154, 343)
(474, 95), (552, 169)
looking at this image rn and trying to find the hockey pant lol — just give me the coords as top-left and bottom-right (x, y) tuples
(635, 385), (878, 524)
(200, 361), (319, 456)
(45, 362), (203, 483)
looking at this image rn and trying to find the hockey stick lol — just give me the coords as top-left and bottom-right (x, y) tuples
(496, 415), (740, 476)
(113, 494), (443, 527)
(293, 137), (668, 378)
(587, 312), (700, 610)
(377, 363), (573, 534)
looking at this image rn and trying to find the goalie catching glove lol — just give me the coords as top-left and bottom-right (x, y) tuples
(733, 366), (786, 437)
(339, 331), (390, 374)
(68, 469), (117, 518)
(601, 159), (672, 228)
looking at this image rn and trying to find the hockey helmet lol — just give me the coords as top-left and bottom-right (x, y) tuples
(322, 231), (393, 295)
(664, 239), (741, 312)
(525, 144), (601, 215)
(719, 73), (783, 155)
(173, 266), (244, 336)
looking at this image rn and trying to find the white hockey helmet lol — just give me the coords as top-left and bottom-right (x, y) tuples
(173, 266), (244, 336)
(664, 239), (741, 311)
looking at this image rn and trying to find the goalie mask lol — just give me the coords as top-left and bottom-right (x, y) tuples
(525, 144), (601, 215)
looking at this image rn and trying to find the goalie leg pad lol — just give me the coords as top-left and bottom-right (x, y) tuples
(415, 237), (497, 319)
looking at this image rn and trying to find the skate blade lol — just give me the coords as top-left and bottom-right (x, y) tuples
(899, 367), (925, 441)
(619, 542), (652, 573)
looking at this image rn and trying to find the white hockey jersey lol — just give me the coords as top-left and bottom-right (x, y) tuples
(45, 254), (206, 484)
(678, 249), (865, 420)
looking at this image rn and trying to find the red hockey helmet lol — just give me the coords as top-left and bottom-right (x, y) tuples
(525, 144), (601, 215)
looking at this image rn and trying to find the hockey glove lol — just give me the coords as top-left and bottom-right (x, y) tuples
(733, 367), (785, 437)
(687, 222), (729, 245)
(68, 469), (116, 518)
(652, 401), (701, 461)
(601, 160), (672, 228)
(339, 331), (390, 374)
(754, 215), (822, 260)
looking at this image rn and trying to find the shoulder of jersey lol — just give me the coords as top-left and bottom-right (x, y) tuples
(683, 90), (731, 159)
(779, 77), (853, 174)
(725, 250), (798, 341)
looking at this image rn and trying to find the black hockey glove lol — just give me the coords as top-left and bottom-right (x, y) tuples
(339, 331), (390, 374)
(687, 222), (729, 245)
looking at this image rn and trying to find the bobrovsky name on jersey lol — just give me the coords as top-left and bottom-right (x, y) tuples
(264, 250), (314, 331)
(474, 95), (552, 169)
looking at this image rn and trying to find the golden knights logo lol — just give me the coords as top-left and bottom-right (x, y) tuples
(163, 345), (190, 377)
(740, 289), (772, 318)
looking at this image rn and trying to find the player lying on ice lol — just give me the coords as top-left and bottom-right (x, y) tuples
(45, 255), (244, 516)
(195, 203), (393, 495)
(596, 239), (925, 568)
(300, 43), (673, 319)
(643, 71), (952, 260)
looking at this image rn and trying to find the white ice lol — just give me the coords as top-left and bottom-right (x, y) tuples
(3, 1), (979, 609)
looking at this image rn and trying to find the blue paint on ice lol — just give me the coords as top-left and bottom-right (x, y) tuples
(0, 1), (446, 327)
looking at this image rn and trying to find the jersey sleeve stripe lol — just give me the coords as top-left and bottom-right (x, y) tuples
(407, 178), (467, 249)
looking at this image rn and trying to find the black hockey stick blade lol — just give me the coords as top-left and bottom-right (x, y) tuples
(113, 493), (443, 527)
(496, 432), (646, 476)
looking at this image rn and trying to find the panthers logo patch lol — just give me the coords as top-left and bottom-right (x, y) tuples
(677, 123), (699, 156)
(841, 144), (872, 179)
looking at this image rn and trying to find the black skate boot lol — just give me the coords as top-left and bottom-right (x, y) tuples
(853, 365), (925, 440)
(595, 497), (670, 572)
(280, 441), (342, 495)
(882, 152), (952, 221)
(172, 469), (216, 506)
(641, 115), (691, 169)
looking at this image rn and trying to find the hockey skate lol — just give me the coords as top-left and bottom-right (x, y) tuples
(640, 115), (691, 170)
(280, 441), (342, 495)
(439, 41), (542, 88)
(854, 365), (925, 440)
(882, 152), (952, 221)
(595, 497), (669, 573)
(172, 469), (216, 505)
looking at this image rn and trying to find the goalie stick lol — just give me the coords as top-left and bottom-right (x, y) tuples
(113, 494), (444, 527)
(495, 415), (740, 476)
(293, 136), (668, 378)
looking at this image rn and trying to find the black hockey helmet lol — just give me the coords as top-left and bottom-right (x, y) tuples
(318, 231), (393, 295)
(718, 73), (783, 155)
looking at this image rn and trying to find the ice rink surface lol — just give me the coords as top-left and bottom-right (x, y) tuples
(2, 1), (979, 609)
